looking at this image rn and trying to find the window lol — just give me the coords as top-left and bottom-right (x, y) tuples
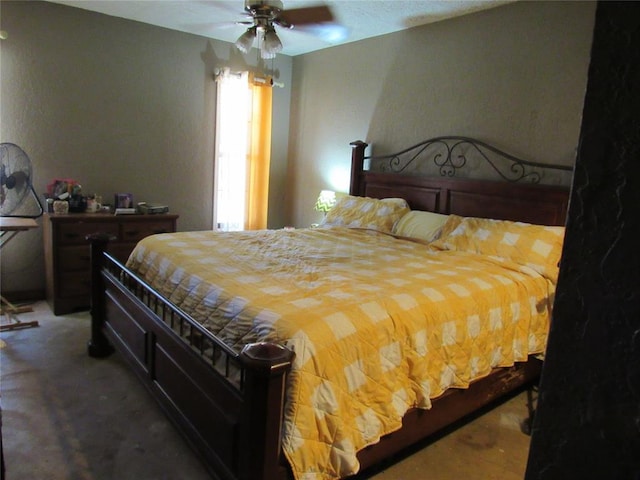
(213, 70), (272, 231)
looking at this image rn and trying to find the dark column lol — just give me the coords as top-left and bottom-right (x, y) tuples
(349, 140), (368, 196)
(238, 342), (294, 480)
(526, 2), (640, 479)
(87, 233), (115, 358)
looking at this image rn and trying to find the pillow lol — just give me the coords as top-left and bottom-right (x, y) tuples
(430, 216), (565, 281)
(319, 195), (409, 233)
(435, 214), (464, 239)
(392, 210), (450, 243)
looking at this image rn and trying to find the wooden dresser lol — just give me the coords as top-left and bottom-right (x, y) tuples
(43, 213), (178, 315)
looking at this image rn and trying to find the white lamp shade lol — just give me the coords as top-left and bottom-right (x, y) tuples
(314, 190), (336, 213)
(235, 27), (257, 53)
(261, 27), (282, 59)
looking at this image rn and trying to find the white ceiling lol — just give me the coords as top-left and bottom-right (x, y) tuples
(48, 0), (514, 56)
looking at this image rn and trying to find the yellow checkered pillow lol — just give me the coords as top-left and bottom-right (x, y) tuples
(431, 216), (565, 281)
(319, 195), (409, 233)
(433, 214), (463, 240)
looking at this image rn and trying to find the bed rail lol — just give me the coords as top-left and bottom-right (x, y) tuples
(87, 234), (242, 372)
(87, 233), (294, 480)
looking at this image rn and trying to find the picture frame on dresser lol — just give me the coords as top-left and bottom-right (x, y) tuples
(115, 193), (134, 209)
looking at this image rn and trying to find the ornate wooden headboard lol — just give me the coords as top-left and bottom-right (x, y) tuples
(349, 137), (573, 226)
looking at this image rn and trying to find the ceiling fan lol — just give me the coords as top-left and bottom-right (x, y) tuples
(232, 1), (347, 58)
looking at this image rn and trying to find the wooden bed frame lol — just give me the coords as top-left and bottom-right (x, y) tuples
(87, 137), (571, 480)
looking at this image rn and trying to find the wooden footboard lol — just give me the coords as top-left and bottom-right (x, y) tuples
(87, 234), (294, 480)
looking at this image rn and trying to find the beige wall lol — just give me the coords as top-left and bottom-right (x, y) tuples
(0, 0), (596, 298)
(0, 1), (292, 295)
(288, 1), (596, 228)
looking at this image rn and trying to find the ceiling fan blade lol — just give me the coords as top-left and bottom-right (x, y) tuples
(217, 20), (254, 28)
(278, 5), (334, 27)
(186, 1), (252, 33)
(292, 22), (349, 44)
(184, 20), (253, 35)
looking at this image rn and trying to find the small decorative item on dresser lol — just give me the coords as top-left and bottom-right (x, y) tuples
(114, 207), (137, 215)
(52, 200), (69, 214)
(137, 202), (169, 214)
(85, 195), (102, 213)
(115, 193), (133, 209)
(68, 194), (87, 212)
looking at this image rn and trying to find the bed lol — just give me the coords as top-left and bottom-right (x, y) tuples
(87, 136), (571, 480)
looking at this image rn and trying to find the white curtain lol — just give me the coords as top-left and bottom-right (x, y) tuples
(213, 70), (251, 232)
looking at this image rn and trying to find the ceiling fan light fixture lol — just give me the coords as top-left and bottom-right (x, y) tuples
(261, 26), (282, 59)
(235, 26), (257, 53)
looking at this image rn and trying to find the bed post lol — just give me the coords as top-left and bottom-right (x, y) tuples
(86, 233), (115, 358)
(238, 342), (295, 480)
(350, 140), (368, 196)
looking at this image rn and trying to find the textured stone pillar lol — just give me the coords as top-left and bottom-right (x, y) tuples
(526, 2), (640, 478)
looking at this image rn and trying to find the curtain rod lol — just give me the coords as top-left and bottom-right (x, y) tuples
(214, 68), (284, 88)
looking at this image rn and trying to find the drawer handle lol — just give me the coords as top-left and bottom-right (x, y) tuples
(125, 230), (140, 236)
(64, 233), (80, 239)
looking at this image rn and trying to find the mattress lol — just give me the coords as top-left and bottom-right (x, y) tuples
(126, 225), (559, 479)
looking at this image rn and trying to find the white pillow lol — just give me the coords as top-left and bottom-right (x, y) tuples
(392, 210), (450, 242)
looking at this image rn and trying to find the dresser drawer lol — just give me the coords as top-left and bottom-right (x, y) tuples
(120, 220), (175, 243)
(59, 271), (92, 298)
(57, 222), (120, 245)
(58, 244), (125, 272)
(58, 245), (91, 272)
(44, 213), (178, 314)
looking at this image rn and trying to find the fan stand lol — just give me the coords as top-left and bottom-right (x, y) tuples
(0, 298), (38, 332)
(1, 184), (45, 219)
(0, 217), (39, 333)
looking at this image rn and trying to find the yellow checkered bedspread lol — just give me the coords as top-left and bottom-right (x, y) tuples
(126, 227), (556, 479)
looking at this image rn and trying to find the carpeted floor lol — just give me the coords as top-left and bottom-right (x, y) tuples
(0, 301), (534, 479)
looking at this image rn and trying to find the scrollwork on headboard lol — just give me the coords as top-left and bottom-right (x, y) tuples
(351, 137), (573, 184)
(348, 137), (571, 225)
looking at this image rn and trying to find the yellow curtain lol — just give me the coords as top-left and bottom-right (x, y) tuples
(245, 74), (272, 230)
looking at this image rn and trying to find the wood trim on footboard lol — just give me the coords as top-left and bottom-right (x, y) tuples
(88, 235), (293, 480)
